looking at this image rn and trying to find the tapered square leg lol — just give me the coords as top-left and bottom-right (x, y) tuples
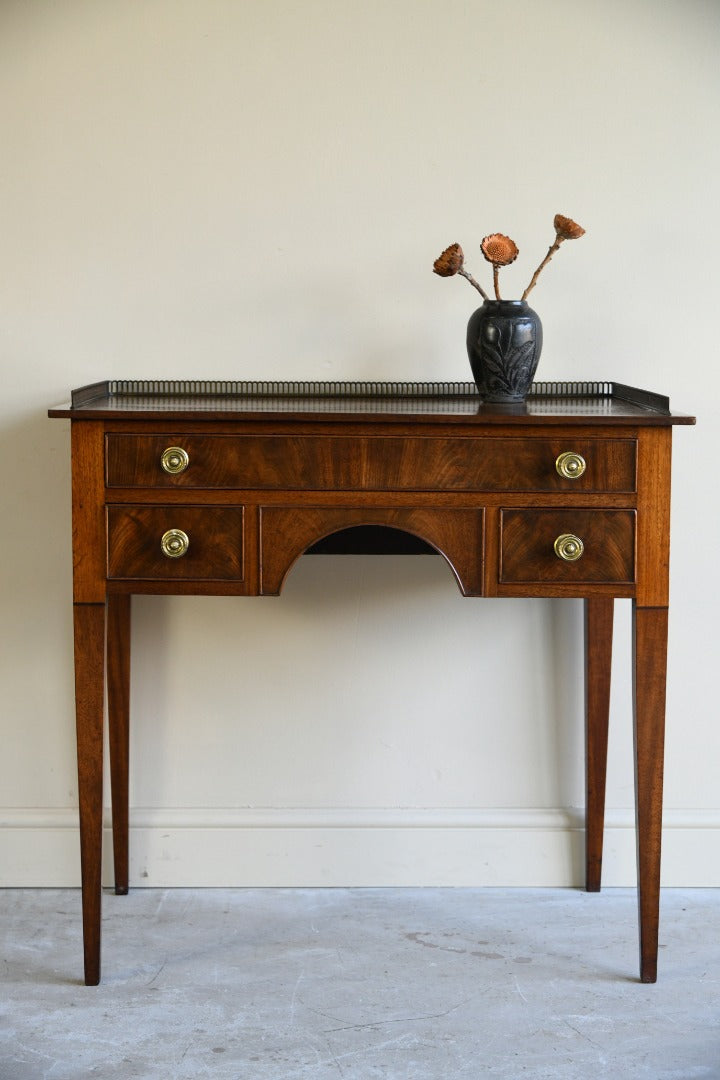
(107, 594), (131, 896)
(585, 597), (614, 892)
(632, 604), (668, 984)
(73, 602), (106, 986)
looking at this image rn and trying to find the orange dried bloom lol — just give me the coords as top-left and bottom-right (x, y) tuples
(481, 233), (519, 267)
(553, 214), (585, 240)
(433, 243), (465, 277)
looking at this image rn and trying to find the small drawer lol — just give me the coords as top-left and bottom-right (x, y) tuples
(107, 506), (244, 580)
(500, 509), (636, 584)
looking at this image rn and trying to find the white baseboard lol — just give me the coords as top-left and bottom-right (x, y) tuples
(2, 807), (720, 887)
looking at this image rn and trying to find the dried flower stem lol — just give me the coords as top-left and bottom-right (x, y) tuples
(493, 266), (501, 300)
(522, 238), (563, 301)
(459, 267), (490, 301)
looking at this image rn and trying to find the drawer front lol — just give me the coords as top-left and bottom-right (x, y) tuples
(107, 506), (244, 580)
(106, 434), (637, 492)
(259, 505), (484, 595)
(500, 509), (636, 583)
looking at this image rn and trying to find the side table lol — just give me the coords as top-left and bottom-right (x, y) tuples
(49, 379), (694, 984)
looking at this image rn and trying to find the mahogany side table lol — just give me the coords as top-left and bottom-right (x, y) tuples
(49, 379), (695, 985)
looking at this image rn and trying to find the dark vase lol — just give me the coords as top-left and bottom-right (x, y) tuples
(466, 300), (543, 403)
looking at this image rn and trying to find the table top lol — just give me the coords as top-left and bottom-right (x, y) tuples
(49, 380), (695, 426)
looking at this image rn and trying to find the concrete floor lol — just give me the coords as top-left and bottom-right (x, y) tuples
(1, 888), (719, 1080)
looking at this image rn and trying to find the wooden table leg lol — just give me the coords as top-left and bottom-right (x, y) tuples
(107, 594), (131, 896)
(633, 603), (668, 984)
(585, 597), (614, 892)
(73, 602), (106, 986)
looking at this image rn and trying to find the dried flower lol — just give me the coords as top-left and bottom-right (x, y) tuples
(480, 233), (519, 267)
(553, 214), (585, 241)
(433, 243), (464, 277)
(433, 242), (489, 300)
(432, 211), (584, 305)
(480, 233), (518, 299)
(522, 212), (586, 299)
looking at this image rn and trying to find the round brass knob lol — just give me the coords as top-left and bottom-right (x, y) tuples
(161, 447), (189, 475)
(554, 533), (584, 563)
(161, 529), (190, 559)
(555, 451), (586, 480)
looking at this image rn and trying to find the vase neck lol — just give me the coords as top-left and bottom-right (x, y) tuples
(483, 299), (527, 307)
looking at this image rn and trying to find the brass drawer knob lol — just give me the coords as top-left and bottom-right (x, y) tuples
(554, 533), (584, 562)
(555, 451), (586, 479)
(161, 528), (190, 559)
(161, 446), (189, 474)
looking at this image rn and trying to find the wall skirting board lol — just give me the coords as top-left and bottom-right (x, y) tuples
(2, 807), (719, 888)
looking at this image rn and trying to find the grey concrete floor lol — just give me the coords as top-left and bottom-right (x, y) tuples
(1, 888), (718, 1080)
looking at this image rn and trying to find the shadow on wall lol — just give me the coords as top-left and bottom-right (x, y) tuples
(1, 406), (73, 619)
(127, 548), (588, 818)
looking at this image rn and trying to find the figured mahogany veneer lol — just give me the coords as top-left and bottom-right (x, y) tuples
(107, 506), (245, 581)
(260, 506), (484, 595)
(500, 509), (636, 584)
(48, 380), (694, 986)
(106, 433), (637, 493)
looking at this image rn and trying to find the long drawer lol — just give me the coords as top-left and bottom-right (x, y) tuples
(107, 506), (244, 580)
(106, 434), (637, 492)
(500, 509), (636, 584)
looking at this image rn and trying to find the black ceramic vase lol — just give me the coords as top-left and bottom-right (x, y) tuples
(466, 300), (543, 404)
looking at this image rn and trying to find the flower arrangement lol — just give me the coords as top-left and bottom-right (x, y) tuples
(433, 214), (585, 302)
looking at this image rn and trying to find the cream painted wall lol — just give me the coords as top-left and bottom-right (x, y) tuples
(1, 0), (718, 887)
